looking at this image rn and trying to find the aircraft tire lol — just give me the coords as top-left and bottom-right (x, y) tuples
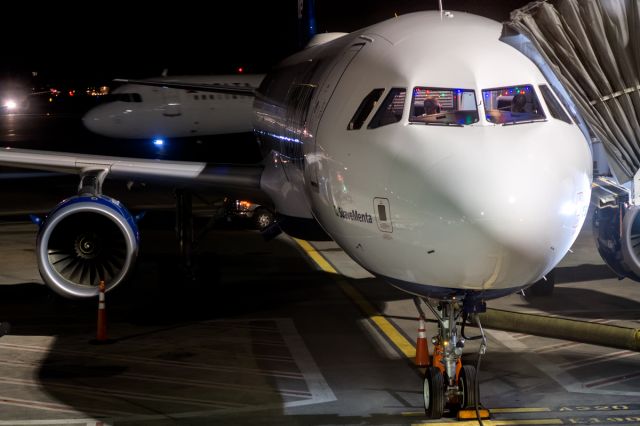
(459, 364), (478, 408)
(424, 366), (445, 419)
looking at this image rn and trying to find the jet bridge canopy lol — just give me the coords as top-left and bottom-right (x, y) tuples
(503, 0), (640, 184)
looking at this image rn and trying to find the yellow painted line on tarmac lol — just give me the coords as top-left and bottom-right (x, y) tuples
(337, 279), (416, 358)
(293, 238), (338, 274)
(412, 420), (562, 426)
(403, 407), (550, 416)
(293, 238), (415, 359)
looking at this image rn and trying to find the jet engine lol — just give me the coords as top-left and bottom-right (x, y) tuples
(36, 195), (139, 298)
(592, 178), (640, 282)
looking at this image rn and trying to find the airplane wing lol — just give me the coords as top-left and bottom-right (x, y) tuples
(113, 79), (257, 97)
(0, 147), (272, 298)
(0, 148), (264, 196)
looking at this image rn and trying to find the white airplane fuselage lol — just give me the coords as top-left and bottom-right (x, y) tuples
(83, 75), (264, 139)
(255, 11), (592, 299)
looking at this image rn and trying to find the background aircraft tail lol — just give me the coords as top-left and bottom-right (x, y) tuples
(297, 0), (317, 48)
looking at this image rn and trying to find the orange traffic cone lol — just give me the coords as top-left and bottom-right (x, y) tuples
(90, 281), (113, 344)
(415, 316), (430, 367)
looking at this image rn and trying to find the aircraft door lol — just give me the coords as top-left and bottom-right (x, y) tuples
(308, 42), (364, 133)
(161, 88), (182, 117)
(308, 42), (365, 185)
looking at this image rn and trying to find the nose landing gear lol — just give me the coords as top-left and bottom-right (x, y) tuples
(415, 297), (488, 420)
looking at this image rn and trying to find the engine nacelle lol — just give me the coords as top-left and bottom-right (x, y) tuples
(593, 202), (640, 282)
(37, 195), (139, 298)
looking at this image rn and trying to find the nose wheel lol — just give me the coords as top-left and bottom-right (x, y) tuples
(423, 366), (445, 418)
(415, 297), (487, 419)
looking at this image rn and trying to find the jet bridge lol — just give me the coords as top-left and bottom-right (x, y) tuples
(502, 0), (640, 283)
(502, 0), (640, 188)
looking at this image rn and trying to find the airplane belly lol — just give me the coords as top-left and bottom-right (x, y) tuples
(312, 123), (591, 296)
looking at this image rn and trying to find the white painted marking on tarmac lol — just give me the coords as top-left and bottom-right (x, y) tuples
(0, 395), (89, 414)
(0, 377), (241, 409)
(118, 372), (313, 398)
(489, 330), (640, 396)
(0, 341), (304, 380)
(584, 370), (640, 388)
(560, 349), (639, 370)
(279, 319), (337, 409)
(534, 341), (583, 354)
(0, 319), (335, 424)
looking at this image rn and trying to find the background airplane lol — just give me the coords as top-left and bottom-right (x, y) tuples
(82, 74), (265, 140)
(0, 8), (598, 420)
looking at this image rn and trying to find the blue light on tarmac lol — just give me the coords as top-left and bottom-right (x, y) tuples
(153, 139), (164, 146)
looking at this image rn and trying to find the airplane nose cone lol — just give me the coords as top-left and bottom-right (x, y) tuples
(82, 105), (122, 138)
(389, 124), (592, 291)
(82, 107), (106, 135)
(447, 128), (590, 286)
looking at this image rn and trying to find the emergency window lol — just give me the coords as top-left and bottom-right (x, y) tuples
(348, 88), (384, 130)
(368, 88), (406, 129)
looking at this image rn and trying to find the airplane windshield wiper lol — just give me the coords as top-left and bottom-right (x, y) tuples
(425, 122), (464, 127)
(502, 119), (547, 126)
(409, 122), (464, 127)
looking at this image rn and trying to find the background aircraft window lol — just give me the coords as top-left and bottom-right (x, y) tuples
(348, 88), (384, 130)
(99, 93), (143, 103)
(194, 95), (199, 100)
(409, 87), (478, 126)
(483, 85), (546, 124)
(368, 88), (406, 129)
(538, 84), (572, 124)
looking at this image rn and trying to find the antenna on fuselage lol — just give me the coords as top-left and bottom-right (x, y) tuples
(439, 0), (443, 20)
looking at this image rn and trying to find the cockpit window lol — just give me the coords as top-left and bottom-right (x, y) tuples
(368, 88), (406, 129)
(348, 88), (384, 130)
(409, 87), (479, 126)
(99, 93), (143, 103)
(482, 85), (545, 124)
(538, 84), (572, 124)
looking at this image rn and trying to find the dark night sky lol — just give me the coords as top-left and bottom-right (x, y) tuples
(1, 0), (535, 87)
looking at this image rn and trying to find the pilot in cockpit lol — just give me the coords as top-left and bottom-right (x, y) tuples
(423, 97), (442, 115)
(511, 93), (527, 113)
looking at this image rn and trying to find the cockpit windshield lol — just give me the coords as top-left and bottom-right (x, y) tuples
(482, 85), (545, 124)
(409, 87), (479, 126)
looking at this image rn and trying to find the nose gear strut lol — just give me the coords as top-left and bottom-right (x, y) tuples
(415, 296), (488, 420)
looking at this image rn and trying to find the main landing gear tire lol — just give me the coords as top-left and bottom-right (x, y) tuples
(423, 366), (445, 419)
(459, 364), (478, 409)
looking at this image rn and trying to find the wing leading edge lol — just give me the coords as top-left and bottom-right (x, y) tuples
(0, 148), (264, 194)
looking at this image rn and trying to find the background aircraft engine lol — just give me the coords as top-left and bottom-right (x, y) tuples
(593, 204), (640, 282)
(36, 195), (139, 298)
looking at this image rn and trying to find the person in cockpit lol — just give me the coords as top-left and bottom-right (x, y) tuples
(423, 97), (442, 115)
(511, 93), (527, 113)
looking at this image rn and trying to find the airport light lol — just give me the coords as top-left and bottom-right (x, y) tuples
(153, 138), (165, 146)
(4, 100), (17, 110)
